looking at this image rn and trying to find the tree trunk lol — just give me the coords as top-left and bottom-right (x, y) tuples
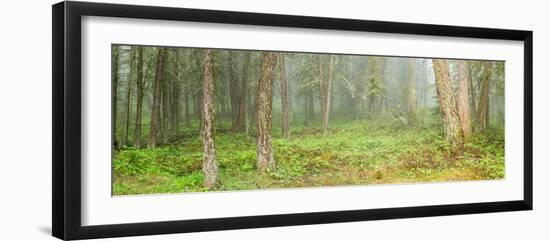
(228, 51), (240, 131)
(111, 46), (120, 149)
(245, 93), (250, 137)
(368, 88), (374, 119)
(456, 60), (472, 140)
(161, 56), (170, 144)
(255, 52), (278, 172)
(147, 48), (167, 148)
(319, 56), (327, 130)
(171, 50), (181, 134)
(184, 90), (190, 127)
(246, 77), (253, 137)
(121, 47), (135, 148)
(303, 91), (309, 126)
(432, 59), (465, 155)
(235, 52), (251, 132)
(477, 62), (493, 131)
(308, 90), (314, 121)
(468, 63), (478, 126)
(381, 58), (388, 113)
(322, 55), (335, 135)
(279, 54), (290, 138)
(201, 49), (219, 189)
(134, 47), (144, 148)
(407, 58), (417, 112)
(249, 86), (256, 133)
(420, 59), (428, 106)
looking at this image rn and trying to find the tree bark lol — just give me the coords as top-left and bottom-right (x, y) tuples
(161, 55), (170, 144)
(111, 46), (120, 149)
(432, 59), (465, 155)
(147, 48), (167, 148)
(201, 49), (219, 189)
(171, 50), (181, 134)
(134, 47), (144, 148)
(255, 52), (278, 172)
(235, 52), (251, 132)
(322, 55), (335, 136)
(319, 56), (327, 129)
(468, 62), (478, 126)
(279, 54), (290, 138)
(228, 51), (240, 130)
(477, 62), (493, 131)
(457, 60), (472, 140)
(184, 90), (190, 127)
(121, 47), (135, 148)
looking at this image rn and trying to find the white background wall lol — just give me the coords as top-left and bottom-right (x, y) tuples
(0, 0), (547, 240)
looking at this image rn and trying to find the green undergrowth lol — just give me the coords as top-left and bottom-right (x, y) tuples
(113, 120), (504, 195)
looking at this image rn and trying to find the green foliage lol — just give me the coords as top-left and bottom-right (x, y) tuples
(113, 146), (202, 177)
(113, 120), (505, 195)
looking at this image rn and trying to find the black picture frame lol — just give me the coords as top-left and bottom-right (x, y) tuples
(52, 1), (533, 240)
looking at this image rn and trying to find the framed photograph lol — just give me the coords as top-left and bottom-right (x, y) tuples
(52, 1), (533, 240)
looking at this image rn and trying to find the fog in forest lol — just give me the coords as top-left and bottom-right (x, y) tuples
(112, 45), (505, 195)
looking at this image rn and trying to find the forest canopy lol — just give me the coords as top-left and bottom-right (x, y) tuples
(111, 45), (505, 195)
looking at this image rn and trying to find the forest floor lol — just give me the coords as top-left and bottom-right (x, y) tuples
(112, 120), (505, 195)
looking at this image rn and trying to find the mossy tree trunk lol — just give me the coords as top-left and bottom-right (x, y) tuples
(255, 52), (278, 172)
(111, 45), (120, 149)
(457, 60), (472, 140)
(228, 51), (240, 131)
(171, 50), (181, 135)
(148, 48), (167, 148)
(121, 47), (135, 148)
(477, 62), (493, 131)
(432, 59), (465, 155)
(134, 46), (144, 148)
(201, 49), (219, 189)
(279, 54), (290, 138)
(161, 53), (171, 144)
(236, 52), (251, 132)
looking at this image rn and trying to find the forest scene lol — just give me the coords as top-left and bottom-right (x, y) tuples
(111, 45), (505, 195)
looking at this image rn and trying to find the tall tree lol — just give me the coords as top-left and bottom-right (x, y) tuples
(184, 89), (191, 127)
(378, 58), (387, 113)
(121, 47), (135, 148)
(476, 62), (493, 131)
(420, 59), (428, 106)
(407, 58), (417, 112)
(468, 61), (484, 126)
(255, 52), (278, 172)
(112, 46), (120, 149)
(147, 48), (167, 148)
(279, 53), (290, 138)
(228, 51), (240, 130)
(161, 52), (171, 144)
(134, 47), (144, 148)
(201, 49), (218, 189)
(171, 50), (181, 134)
(456, 60), (472, 140)
(432, 59), (465, 155)
(235, 52), (251, 132)
(321, 55), (335, 136)
(365, 57), (384, 118)
(319, 56), (327, 129)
